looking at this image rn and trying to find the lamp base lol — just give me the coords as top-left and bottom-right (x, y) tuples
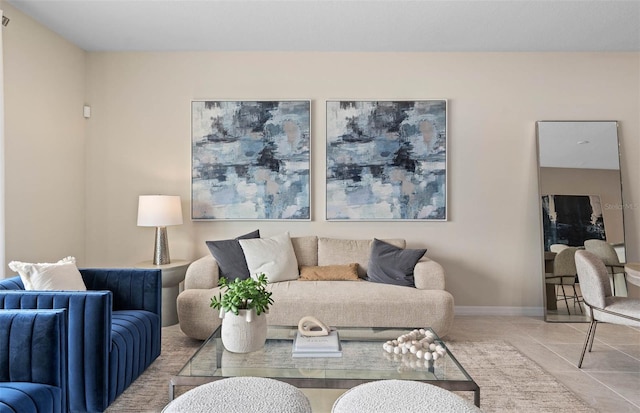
(153, 226), (171, 265)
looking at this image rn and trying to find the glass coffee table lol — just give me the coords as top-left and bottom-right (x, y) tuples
(170, 326), (480, 407)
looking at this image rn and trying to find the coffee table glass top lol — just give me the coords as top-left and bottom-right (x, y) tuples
(173, 326), (477, 396)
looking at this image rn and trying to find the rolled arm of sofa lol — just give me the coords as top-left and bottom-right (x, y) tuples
(178, 256), (223, 340)
(80, 268), (161, 316)
(184, 255), (220, 290)
(413, 258), (446, 290)
(177, 287), (222, 340)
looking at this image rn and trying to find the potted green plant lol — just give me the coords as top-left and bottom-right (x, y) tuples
(210, 274), (273, 353)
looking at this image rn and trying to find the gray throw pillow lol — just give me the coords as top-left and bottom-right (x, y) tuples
(367, 238), (426, 287)
(205, 230), (260, 280)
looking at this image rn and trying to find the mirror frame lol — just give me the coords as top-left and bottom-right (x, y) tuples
(536, 120), (625, 322)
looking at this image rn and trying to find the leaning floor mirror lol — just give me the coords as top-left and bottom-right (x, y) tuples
(536, 121), (626, 322)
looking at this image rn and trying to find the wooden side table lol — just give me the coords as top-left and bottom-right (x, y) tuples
(136, 260), (190, 327)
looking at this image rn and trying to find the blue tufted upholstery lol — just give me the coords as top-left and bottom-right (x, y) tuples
(0, 309), (67, 413)
(0, 269), (161, 412)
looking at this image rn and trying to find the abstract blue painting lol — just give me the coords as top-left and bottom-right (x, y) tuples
(192, 100), (310, 220)
(326, 100), (447, 220)
(541, 194), (606, 251)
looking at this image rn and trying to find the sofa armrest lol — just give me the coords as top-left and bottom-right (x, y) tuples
(0, 309), (67, 384)
(0, 290), (111, 411)
(0, 309), (68, 413)
(0, 275), (24, 290)
(177, 287), (222, 340)
(414, 258), (446, 290)
(184, 255), (220, 290)
(80, 268), (161, 316)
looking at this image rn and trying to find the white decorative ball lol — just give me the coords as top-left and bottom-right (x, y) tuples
(381, 329), (447, 369)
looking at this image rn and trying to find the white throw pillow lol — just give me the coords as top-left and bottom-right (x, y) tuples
(8, 256), (87, 291)
(239, 232), (299, 283)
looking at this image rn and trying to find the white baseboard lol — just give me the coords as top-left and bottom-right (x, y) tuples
(455, 306), (544, 317)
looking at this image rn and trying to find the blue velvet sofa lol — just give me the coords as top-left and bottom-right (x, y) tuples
(0, 269), (162, 413)
(0, 309), (67, 413)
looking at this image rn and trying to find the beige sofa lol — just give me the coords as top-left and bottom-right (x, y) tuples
(177, 236), (455, 340)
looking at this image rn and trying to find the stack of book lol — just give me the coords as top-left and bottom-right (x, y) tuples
(292, 330), (342, 358)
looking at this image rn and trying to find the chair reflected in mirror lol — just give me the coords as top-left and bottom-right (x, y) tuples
(574, 250), (640, 368)
(545, 247), (582, 315)
(584, 239), (627, 296)
(549, 244), (569, 253)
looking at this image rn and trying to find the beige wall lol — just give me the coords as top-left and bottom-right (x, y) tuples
(1, 2), (87, 265)
(84, 52), (640, 311)
(2, 6), (638, 309)
(540, 167), (625, 245)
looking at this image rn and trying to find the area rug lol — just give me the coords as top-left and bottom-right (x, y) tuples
(446, 340), (597, 413)
(107, 326), (597, 412)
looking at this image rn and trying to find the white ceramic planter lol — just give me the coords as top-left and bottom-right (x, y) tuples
(220, 308), (267, 353)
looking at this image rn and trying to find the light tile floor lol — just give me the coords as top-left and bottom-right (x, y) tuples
(303, 316), (640, 412)
(450, 316), (640, 412)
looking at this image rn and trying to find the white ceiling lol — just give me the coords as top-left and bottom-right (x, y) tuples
(538, 121), (620, 170)
(5, 0), (640, 52)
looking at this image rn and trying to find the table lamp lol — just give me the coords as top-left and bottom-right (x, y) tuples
(137, 195), (183, 265)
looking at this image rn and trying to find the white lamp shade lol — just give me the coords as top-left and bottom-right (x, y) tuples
(137, 195), (183, 227)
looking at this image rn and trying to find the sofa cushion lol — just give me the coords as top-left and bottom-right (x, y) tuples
(206, 230), (260, 281)
(239, 232), (299, 283)
(0, 382), (63, 413)
(8, 256), (86, 291)
(318, 238), (406, 278)
(110, 310), (160, 403)
(266, 280), (453, 335)
(291, 236), (319, 267)
(299, 264), (360, 281)
(367, 239), (426, 287)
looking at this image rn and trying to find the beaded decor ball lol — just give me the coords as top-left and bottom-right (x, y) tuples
(382, 329), (446, 361)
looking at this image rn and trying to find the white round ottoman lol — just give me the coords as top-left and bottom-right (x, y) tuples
(332, 380), (482, 413)
(163, 377), (312, 413)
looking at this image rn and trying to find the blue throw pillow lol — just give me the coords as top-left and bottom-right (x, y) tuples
(367, 238), (426, 287)
(206, 230), (260, 280)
